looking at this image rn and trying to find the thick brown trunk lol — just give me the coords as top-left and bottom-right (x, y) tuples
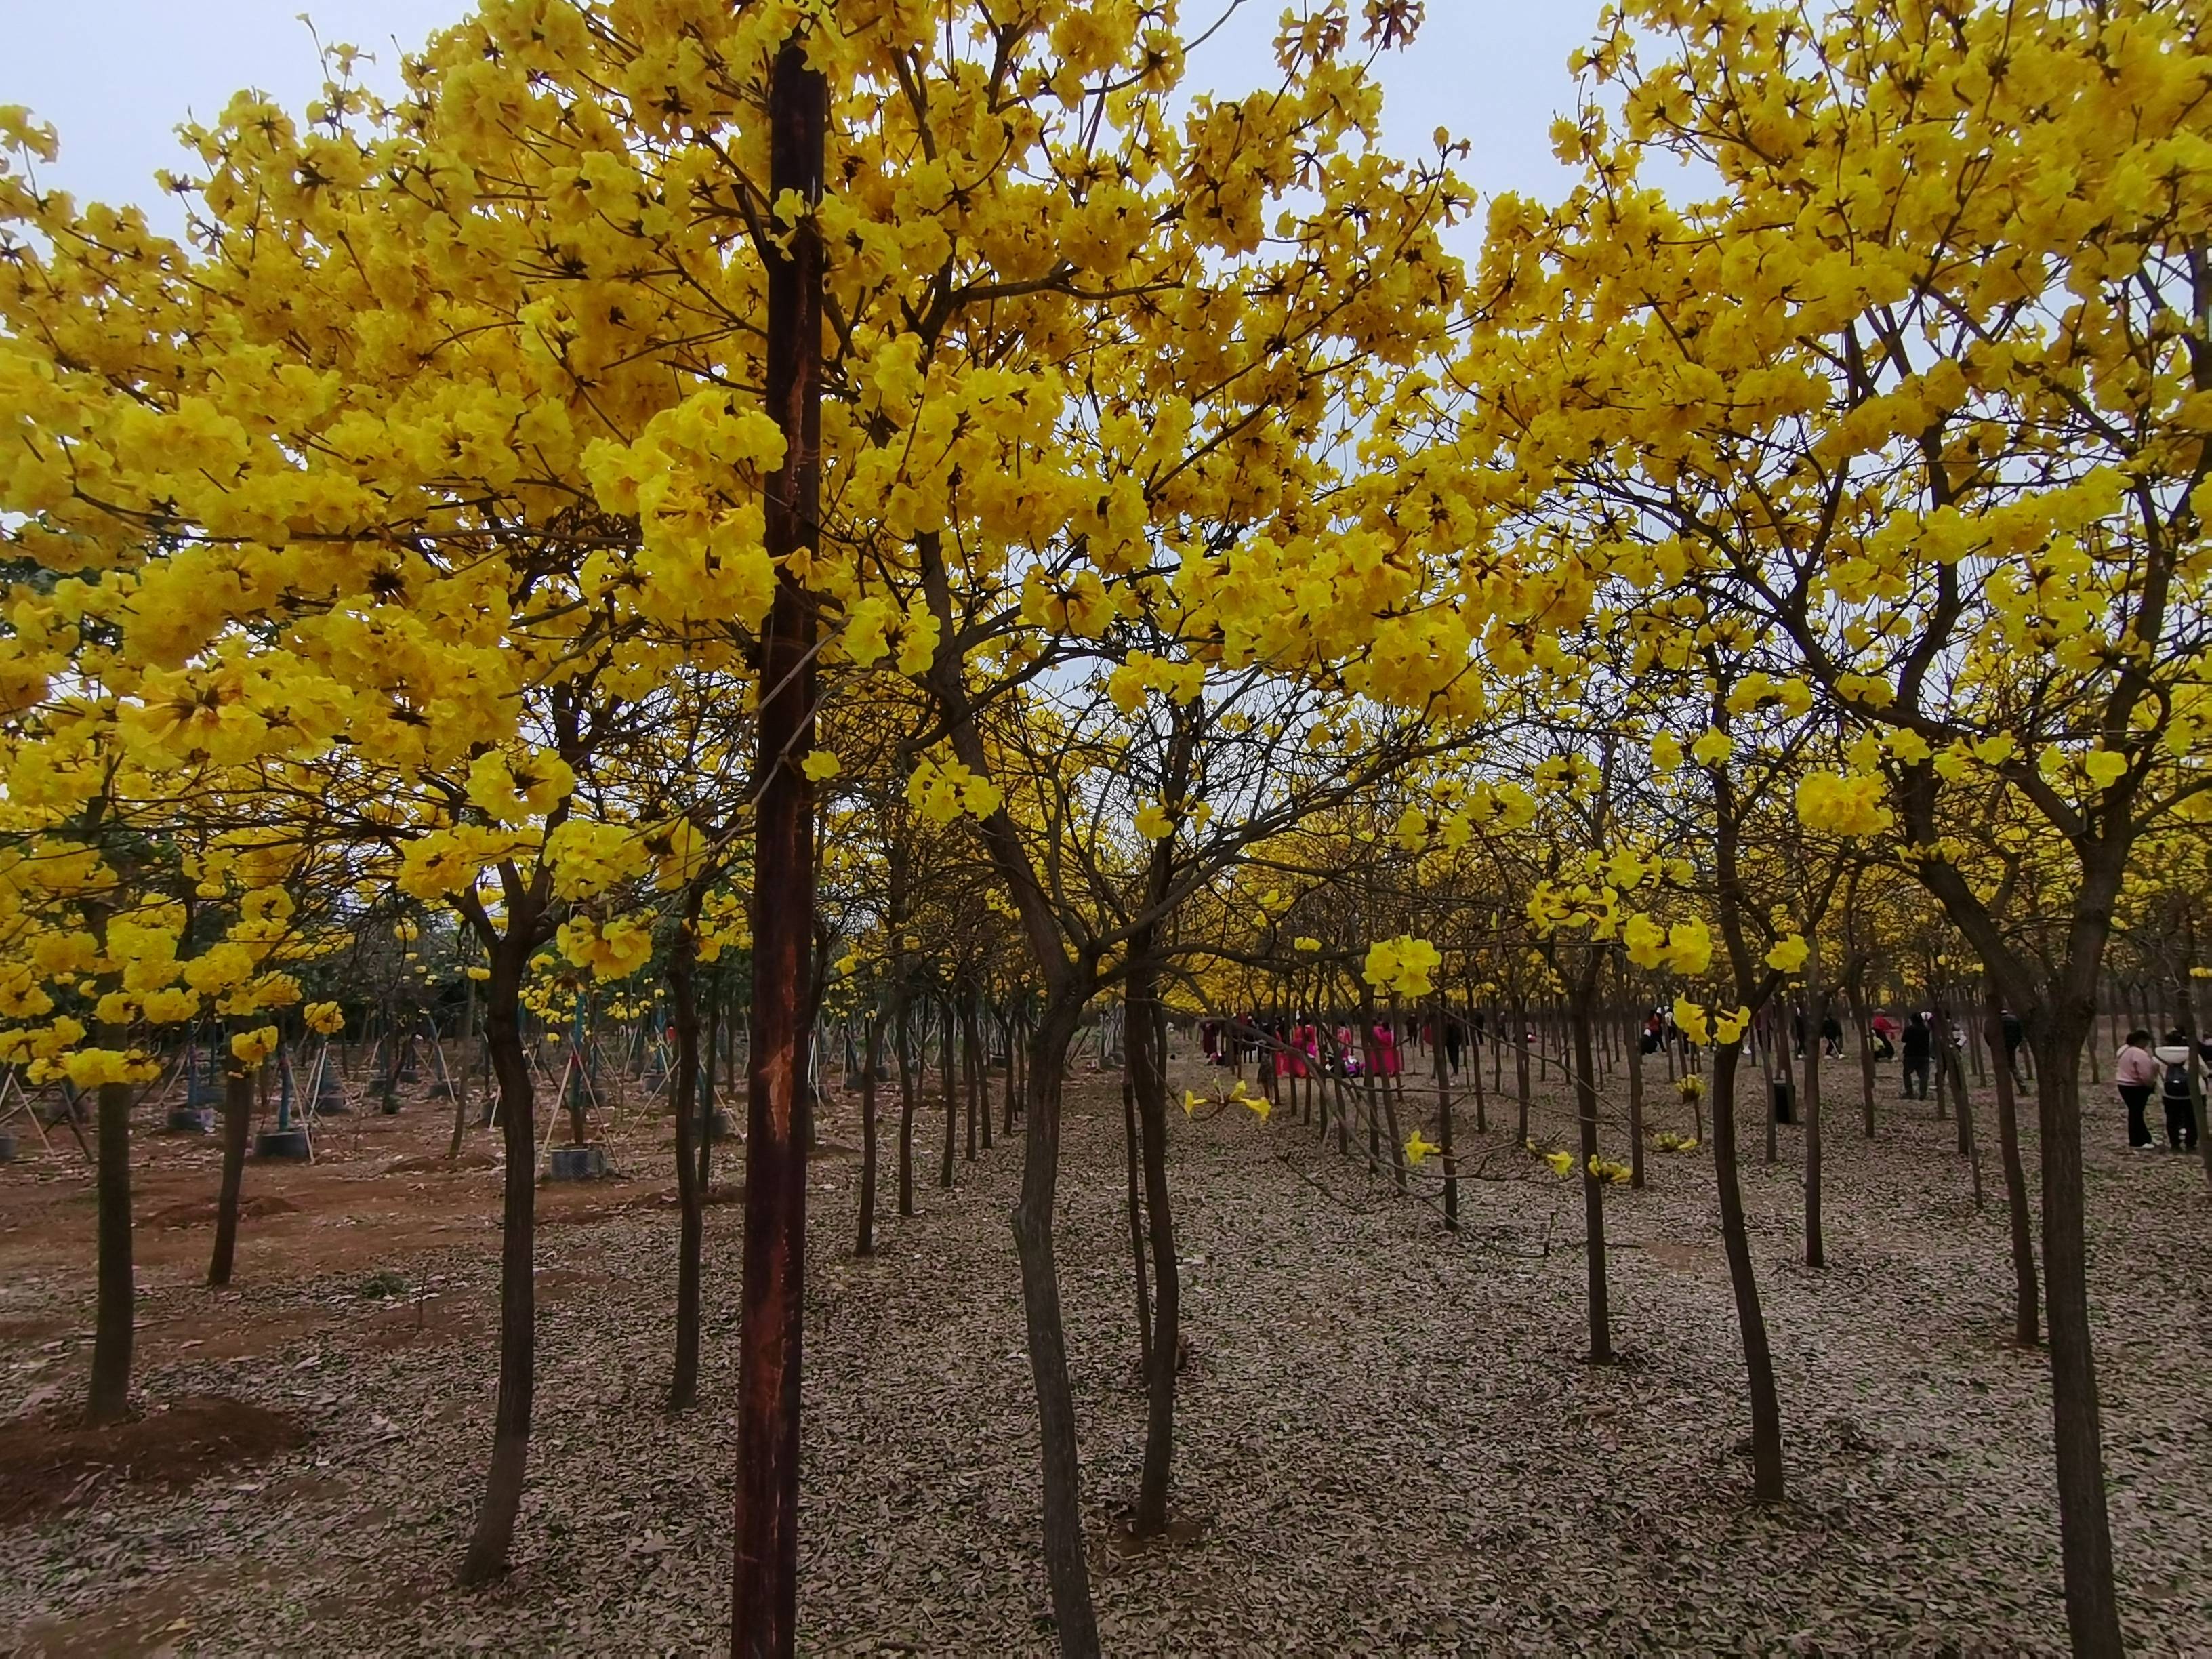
(1709, 1044), (1784, 1501)
(87, 1019), (136, 1425)
(207, 1027), (255, 1289)
(2032, 1022), (2121, 1656)
(1015, 996), (1101, 1655)
(729, 39), (824, 1659)
(462, 949), (537, 1582)
(1984, 983), (2038, 1347)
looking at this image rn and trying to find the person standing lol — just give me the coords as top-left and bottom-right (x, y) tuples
(2000, 1009), (2029, 1089)
(1901, 1012), (1932, 1101)
(2116, 1029), (2158, 1151)
(2152, 1030), (2202, 1153)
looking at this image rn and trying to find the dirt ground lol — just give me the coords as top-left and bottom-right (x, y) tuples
(1, 1041), (2207, 1655)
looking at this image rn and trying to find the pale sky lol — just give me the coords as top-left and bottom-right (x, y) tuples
(2, 0), (1598, 249)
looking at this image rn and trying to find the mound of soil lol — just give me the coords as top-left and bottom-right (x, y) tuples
(0, 1395), (308, 1524)
(146, 1194), (301, 1229)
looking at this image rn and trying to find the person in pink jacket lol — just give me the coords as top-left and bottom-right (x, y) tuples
(1371, 1022), (1401, 1078)
(2115, 1029), (2159, 1151)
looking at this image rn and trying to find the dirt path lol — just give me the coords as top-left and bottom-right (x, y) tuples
(1, 1053), (2206, 1654)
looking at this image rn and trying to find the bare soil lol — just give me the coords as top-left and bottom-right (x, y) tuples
(0, 1396), (308, 1524)
(0, 1041), (2206, 1655)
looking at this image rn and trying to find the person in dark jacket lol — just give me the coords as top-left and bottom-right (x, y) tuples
(2153, 1030), (2203, 1153)
(1901, 1012), (1932, 1101)
(2001, 1010), (2029, 1088)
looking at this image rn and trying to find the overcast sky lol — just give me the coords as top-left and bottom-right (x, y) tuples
(3, 1), (1598, 249)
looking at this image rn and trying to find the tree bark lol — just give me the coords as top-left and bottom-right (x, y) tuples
(1434, 996), (1458, 1229)
(1708, 1042), (1785, 1501)
(1802, 934), (1824, 1269)
(87, 1017), (136, 1426)
(1121, 1073), (1151, 1378)
(2032, 1019), (2121, 1656)
(1013, 992), (1101, 1654)
(1128, 958), (1179, 1536)
(855, 1015), (879, 1258)
(1845, 973), (1877, 1139)
(1624, 1005), (1645, 1189)
(963, 993), (981, 1160)
(1984, 982), (2038, 1347)
(207, 1023), (255, 1289)
(462, 940), (538, 1582)
(730, 37), (824, 1658)
(895, 985), (916, 1217)
(1567, 976), (1611, 1364)
(939, 1001), (957, 1188)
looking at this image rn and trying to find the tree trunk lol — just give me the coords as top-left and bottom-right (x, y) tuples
(1468, 996), (1488, 1136)
(895, 987), (916, 1217)
(1984, 983), (2038, 1348)
(1567, 981), (1611, 1364)
(2187, 968), (2212, 1193)
(729, 38), (824, 1658)
(1802, 938), (1824, 1269)
(1434, 997), (1458, 1229)
(964, 994), (982, 1160)
(2030, 1019), (2121, 1656)
(1708, 1044), (1785, 1500)
(1624, 1006), (1645, 1189)
(1846, 976), (1877, 1139)
(856, 1015), (879, 1258)
(1512, 998), (1531, 1145)
(939, 1002), (957, 1188)
(1121, 1074), (1151, 1378)
(207, 1025), (255, 1289)
(1128, 961), (1179, 1536)
(462, 945), (538, 1582)
(1013, 993), (1101, 1655)
(669, 924), (706, 1411)
(87, 1018), (136, 1425)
